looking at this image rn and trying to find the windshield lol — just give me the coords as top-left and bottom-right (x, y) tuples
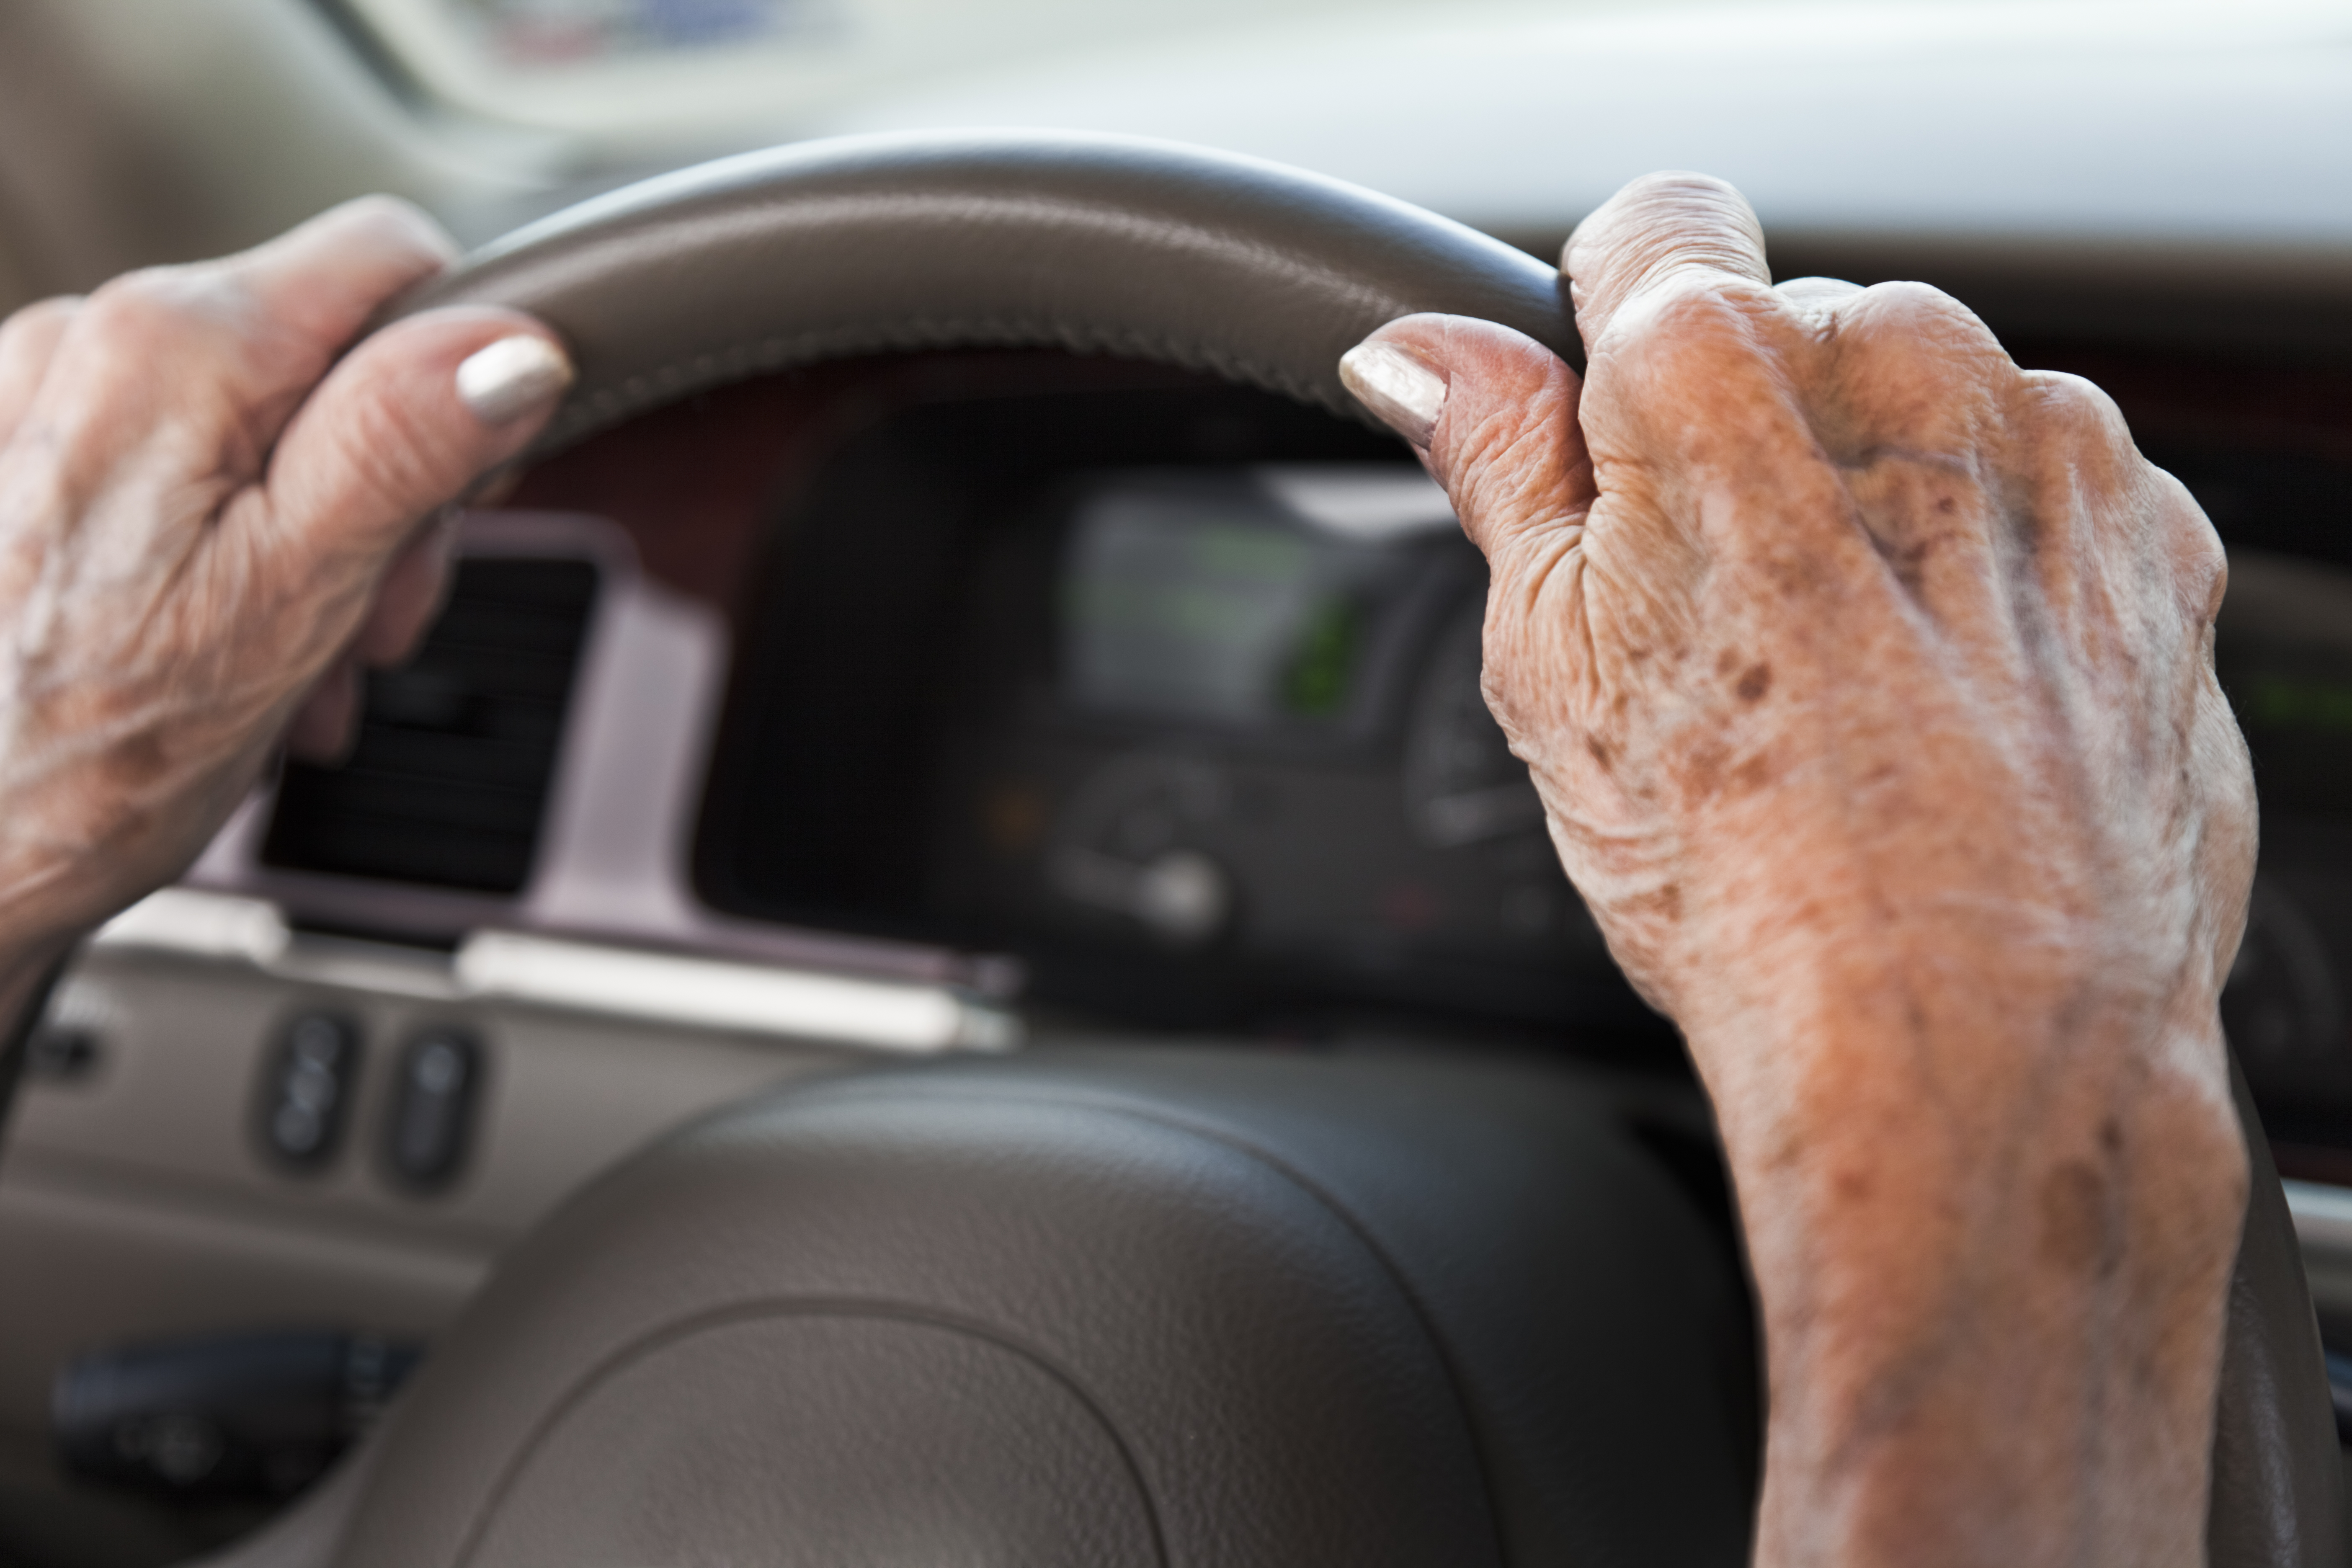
(366, 0), (1436, 70)
(346, 0), (1970, 148)
(337, 0), (1460, 143)
(326, 0), (2352, 233)
(331, 0), (2352, 155)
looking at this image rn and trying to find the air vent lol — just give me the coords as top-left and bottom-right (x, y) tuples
(261, 557), (600, 894)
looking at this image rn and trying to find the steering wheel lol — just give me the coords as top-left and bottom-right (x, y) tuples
(227, 132), (2336, 1568)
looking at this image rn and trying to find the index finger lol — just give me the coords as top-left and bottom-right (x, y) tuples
(1563, 172), (1771, 357)
(25, 198), (462, 498)
(222, 195), (458, 353)
(201, 196), (461, 439)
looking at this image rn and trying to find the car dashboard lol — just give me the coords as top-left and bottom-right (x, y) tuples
(8, 330), (2352, 1552)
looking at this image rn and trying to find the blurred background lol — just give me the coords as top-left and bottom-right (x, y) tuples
(3, 0), (2349, 349)
(5, 3), (2352, 1565)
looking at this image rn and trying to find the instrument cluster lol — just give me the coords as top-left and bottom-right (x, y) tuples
(682, 364), (2352, 1146)
(692, 379), (1645, 1034)
(927, 464), (1617, 1018)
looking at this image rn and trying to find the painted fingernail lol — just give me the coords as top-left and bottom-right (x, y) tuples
(455, 335), (574, 425)
(1339, 339), (1447, 449)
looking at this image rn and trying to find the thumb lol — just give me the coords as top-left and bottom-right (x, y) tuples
(255, 306), (572, 569)
(1339, 312), (1594, 567)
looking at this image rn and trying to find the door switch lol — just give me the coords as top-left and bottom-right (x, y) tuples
(258, 1013), (360, 1169)
(384, 1028), (480, 1192)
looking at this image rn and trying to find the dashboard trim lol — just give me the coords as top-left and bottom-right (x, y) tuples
(93, 891), (1015, 1055)
(183, 510), (1023, 999)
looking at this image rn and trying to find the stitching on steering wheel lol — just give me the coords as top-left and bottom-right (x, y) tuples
(546, 317), (1360, 451)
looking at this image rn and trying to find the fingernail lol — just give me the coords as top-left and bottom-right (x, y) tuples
(1339, 339), (1447, 449)
(456, 335), (573, 425)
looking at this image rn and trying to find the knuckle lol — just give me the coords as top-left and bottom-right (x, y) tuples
(2018, 368), (2118, 427)
(2153, 469), (2229, 622)
(282, 194), (452, 276)
(1838, 281), (2005, 364)
(64, 263), (321, 465)
(78, 266), (238, 361)
(2017, 371), (2141, 482)
(334, 193), (447, 256)
(2188, 538), (2229, 625)
(1604, 271), (1774, 361)
(88, 263), (189, 317)
(1854, 277), (1975, 325)
(1571, 174), (1763, 280)
(1, 294), (82, 339)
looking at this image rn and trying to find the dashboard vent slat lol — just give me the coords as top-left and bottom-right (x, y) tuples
(261, 557), (600, 895)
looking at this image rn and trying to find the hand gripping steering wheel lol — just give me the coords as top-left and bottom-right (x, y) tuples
(274, 131), (2339, 1568)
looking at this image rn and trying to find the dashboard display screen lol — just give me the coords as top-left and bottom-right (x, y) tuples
(914, 459), (1623, 1023)
(1060, 471), (1448, 726)
(697, 380), (1640, 1034)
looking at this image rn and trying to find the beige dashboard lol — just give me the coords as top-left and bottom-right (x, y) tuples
(0, 912), (990, 1441)
(0, 500), (1016, 1453)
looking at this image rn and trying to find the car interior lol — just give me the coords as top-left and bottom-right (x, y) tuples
(1, 2), (2351, 1565)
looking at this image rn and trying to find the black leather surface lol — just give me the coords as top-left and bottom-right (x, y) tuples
(329, 1051), (1759, 1568)
(393, 130), (1576, 452)
(2212, 1054), (2348, 1567)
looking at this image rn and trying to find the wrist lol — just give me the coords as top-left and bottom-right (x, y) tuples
(1684, 965), (2247, 1567)
(0, 749), (253, 953)
(0, 840), (127, 962)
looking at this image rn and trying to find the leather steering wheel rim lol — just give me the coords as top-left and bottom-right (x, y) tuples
(391, 129), (2343, 1564)
(394, 129), (1576, 453)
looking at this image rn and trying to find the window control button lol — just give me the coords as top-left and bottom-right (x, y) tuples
(26, 1025), (102, 1084)
(258, 1014), (359, 1168)
(385, 1029), (480, 1192)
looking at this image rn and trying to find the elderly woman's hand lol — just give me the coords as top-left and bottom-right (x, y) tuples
(0, 198), (569, 1003)
(1344, 174), (2254, 1568)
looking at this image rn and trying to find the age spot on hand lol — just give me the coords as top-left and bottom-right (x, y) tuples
(1736, 663), (1772, 703)
(2040, 1159), (2123, 1278)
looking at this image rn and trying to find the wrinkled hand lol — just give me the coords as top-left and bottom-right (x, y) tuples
(1345, 175), (2253, 1567)
(0, 198), (570, 975)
